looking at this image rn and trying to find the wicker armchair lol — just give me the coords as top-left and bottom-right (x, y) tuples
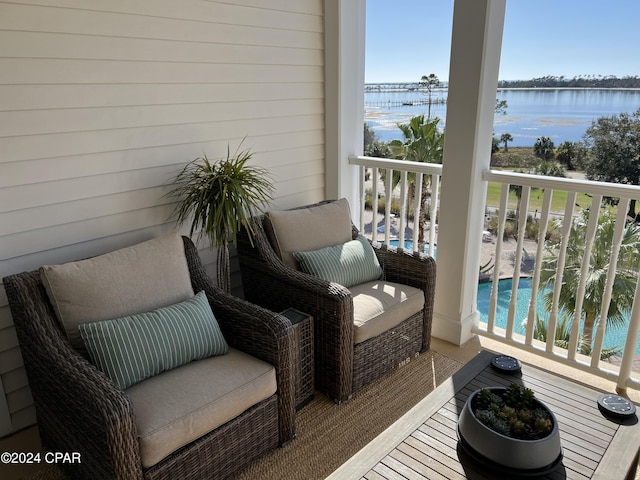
(3, 236), (296, 480)
(237, 199), (437, 403)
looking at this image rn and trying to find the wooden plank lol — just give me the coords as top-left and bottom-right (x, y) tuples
(386, 449), (452, 480)
(0, 4), (323, 50)
(0, 348), (24, 376)
(1, 186), (172, 235)
(430, 411), (461, 432)
(0, 306), (13, 329)
(372, 461), (409, 480)
(416, 422), (459, 453)
(559, 455), (595, 479)
(0, 135), (323, 189)
(558, 431), (607, 458)
(0, 59), (323, 86)
(0, 83), (323, 112)
(0, 99), (323, 138)
(435, 405), (460, 423)
(400, 436), (467, 479)
(592, 420), (640, 480)
(3, 0), (324, 32)
(0, 114), (323, 164)
(0, 326), (18, 352)
(0, 205), (174, 266)
(364, 471), (387, 480)
(0, 31), (323, 67)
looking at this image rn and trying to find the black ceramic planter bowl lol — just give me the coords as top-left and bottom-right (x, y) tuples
(457, 387), (562, 472)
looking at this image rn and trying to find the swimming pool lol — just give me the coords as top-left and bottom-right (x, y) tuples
(477, 277), (640, 355)
(387, 239), (436, 257)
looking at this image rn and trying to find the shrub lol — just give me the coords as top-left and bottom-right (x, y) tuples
(364, 190), (402, 216)
(491, 149), (539, 169)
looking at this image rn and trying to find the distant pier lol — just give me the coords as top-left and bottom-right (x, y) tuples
(365, 98), (447, 108)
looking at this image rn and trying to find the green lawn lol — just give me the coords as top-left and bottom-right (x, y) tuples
(485, 182), (594, 214)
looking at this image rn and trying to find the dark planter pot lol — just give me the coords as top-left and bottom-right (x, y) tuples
(458, 387), (562, 472)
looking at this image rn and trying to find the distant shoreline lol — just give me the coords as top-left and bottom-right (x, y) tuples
(497, 87), (640, 92)
(365, 88), (640, 148)
(365, 85), (640, 92)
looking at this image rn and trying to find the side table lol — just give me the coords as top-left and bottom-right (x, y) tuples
(280, 308), (314, 410)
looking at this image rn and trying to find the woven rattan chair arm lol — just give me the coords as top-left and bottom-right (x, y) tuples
(3, 272), (142, 480)
(236, 223), (355, 332)
(182, 236), (296, 443)
(371, 243), (437, 291)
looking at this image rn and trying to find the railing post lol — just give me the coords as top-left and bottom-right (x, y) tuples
(506, 186), (531, 340)
(413, 173), (423, 251)
(525, 188), (553, 345)
(488, 184), (509, 334)
(568, 194), (602, 360)
(428, 174), (440, 256)
(618, 262), (640, 395)
(384, 169), (393, 245)
(591, 198), (630, 365)
(399, 171), (408, 248)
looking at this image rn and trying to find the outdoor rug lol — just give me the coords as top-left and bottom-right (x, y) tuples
(233, 350), (463, 480)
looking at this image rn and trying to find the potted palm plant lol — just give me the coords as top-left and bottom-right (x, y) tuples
(168, 143), (274, 292)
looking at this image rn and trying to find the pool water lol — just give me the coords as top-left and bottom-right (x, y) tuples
(477, 277), (640, 355)
(387, 239), (436, 257)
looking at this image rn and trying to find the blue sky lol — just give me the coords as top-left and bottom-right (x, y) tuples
(366, 0), (640, 83)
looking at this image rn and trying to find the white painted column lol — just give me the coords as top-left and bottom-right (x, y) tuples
(324, 0), (365, 225)
(432, 0), (506, 344)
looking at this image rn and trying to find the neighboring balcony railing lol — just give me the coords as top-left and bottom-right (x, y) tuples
(349, 155), (640, 395)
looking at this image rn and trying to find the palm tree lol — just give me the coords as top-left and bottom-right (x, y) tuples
(500, 133), (513, 152)
(397, 115), (445, 249)
(529, 311), (621, 360)
(533, 136), (555, 161)
(539, 209), (640, 355)
(419, 74), (440, 119)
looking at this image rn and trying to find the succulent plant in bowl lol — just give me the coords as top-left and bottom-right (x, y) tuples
(473, 383), (553, 440)
(458, 383), (562, 472)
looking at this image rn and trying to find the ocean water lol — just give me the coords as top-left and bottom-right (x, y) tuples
(365, 88), (640, 147)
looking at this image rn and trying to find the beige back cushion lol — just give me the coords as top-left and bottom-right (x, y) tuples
(265, 198), (353, 269)
(40, 232), (195, 354)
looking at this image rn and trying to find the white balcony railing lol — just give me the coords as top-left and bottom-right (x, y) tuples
(350, 155), (640, 395)
(349, 155), (443, 252)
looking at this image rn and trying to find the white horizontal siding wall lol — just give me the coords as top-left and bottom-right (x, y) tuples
(0, 0), (325, 436)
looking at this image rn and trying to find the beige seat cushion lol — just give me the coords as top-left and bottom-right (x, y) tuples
(39, 232), (194, 355)
(350, 281), (425, 344)
(126, 348), (277, 469)
(265, 198), (353, 269)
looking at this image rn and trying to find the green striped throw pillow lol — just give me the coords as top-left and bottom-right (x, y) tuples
(293, 235), (383, 288)
(79, 291), (228, 390)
